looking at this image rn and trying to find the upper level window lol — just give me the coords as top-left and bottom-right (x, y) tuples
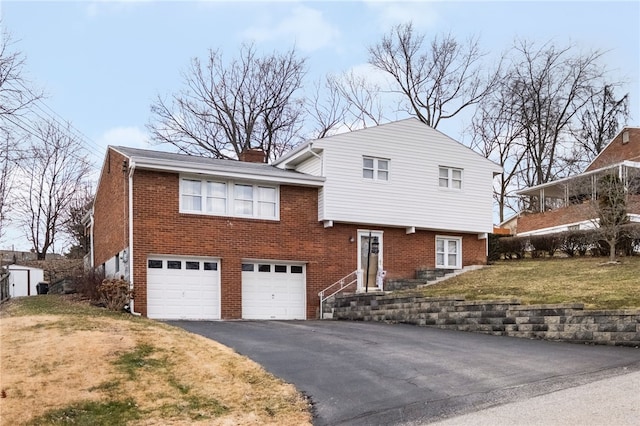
(181, 177), (278, 220)
(363, 157), (389, 181)
(439, 167), (462, 189)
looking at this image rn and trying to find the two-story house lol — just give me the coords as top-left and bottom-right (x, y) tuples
(87, 118), (501, 320)
(514, 127), (640, 236)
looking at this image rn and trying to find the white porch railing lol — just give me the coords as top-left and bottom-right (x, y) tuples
(318, 270), (361, 318)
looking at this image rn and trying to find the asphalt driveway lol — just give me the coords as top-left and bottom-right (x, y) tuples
(168, 320), (640, 425)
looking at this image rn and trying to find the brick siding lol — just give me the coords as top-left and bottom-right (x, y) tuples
(517, 203), (593, 233)
(586, 128), (640, 171)
(94, 148), (489, 319)
(93, 149), (129, 268)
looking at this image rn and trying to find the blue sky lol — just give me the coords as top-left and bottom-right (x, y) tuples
(1, 0), (639, 250)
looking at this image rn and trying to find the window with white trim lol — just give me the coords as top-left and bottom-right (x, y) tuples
(439, 167), (463, 189)
(181, 177), (278, 220)
(436, 236), (461, 268)
(363, 157), (389, 181)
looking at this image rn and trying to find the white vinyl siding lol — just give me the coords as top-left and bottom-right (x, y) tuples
(296, 155), (323, 176)
(181, 177), (279, 220)
(293, 119), (500, 234)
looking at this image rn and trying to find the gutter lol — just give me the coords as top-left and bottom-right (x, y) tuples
(128, 161), (141, 316)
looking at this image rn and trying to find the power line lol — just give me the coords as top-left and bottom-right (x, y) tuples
(3, 80), (107, 156)
(1, 113), (95, 168)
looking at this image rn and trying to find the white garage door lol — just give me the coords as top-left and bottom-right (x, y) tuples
(147, 257), (220, 320)
(241, 262), (306, 320)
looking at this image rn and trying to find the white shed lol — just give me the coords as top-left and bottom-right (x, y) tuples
(7, 265), (45, 297)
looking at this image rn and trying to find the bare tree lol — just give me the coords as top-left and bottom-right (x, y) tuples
(470, 74), (527, 222)
(0, 132), (17, 239)
(591, 170), (640, 262)
(0, 25), (43, 238)
(329, 71), (387, 131)
(16, 121), (92, 259)
(148, 44), (307, 161)
(368, 23), (495, 129)
(305, 77), (348, 139)
(507, 40), (607, 187)
(571, 83), (629, 165)
(61, 183), (94, 258)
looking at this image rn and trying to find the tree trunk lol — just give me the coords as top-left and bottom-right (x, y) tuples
(608, 238), (617, 262)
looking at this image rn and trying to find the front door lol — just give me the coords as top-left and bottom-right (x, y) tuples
(357, 230), (383, 291)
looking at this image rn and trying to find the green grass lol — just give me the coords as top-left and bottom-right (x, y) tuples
(408, 257), (640, 310)
(114, 343), (168, 380)
(2, 295), (127, 318)
(28, 399), (141, 426)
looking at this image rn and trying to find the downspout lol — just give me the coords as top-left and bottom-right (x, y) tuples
(307, 143), (324, 176)
(89, 211), (95, 268)
(128, 161), (141, 316)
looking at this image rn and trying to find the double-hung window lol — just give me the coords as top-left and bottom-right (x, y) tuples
(206, 182), (227, 214)
(181, 177), (278, 220)
(234, 184), (254, 216)
(436, 236), (461, 269)
(182, 179), (202, 210)
(363, 157), (389, 181)
(439, 167), (463, 189)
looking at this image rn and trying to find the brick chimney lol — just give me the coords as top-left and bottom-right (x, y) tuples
(239, 148), (266, 163)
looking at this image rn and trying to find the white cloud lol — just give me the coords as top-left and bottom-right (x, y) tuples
(96, 126), (150, 150)
(85, 0), (151, 18)
(364, 1), (440, 31)
(242, 5), (340, 52)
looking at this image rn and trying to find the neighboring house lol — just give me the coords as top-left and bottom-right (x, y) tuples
(7, 264), (45, 297)
(86, 118), (501, 320)
(515, 127), (640, 236)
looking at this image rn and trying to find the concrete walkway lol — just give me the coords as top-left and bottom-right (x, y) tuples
(431, 370), (640, 425)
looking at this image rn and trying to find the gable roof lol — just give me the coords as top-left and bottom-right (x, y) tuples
(584, 127), (640, 172)
(111, 146), (324, 187)
(274, 117), (502, 174)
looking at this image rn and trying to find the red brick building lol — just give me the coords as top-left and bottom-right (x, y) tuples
(87, 119), (501, 320)
(515, 127), (640, 236)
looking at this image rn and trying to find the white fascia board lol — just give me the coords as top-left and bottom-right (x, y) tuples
(272, 140), (313, 167)
(273, 144), (323, 169)
(132, 159), (325, 187)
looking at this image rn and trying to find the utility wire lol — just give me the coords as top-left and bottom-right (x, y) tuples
(4, 80), (107, 156)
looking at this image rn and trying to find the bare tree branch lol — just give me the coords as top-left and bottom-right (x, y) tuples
(16, 121), (92, 259)
(368, 23), (495, 129)
(148, 44), (307, 161)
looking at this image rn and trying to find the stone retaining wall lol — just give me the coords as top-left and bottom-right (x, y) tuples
(332, 293), (640, 347)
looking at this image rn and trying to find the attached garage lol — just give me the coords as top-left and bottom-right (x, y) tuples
(241, 261), (306, 320)
(147, 256), (220, 320)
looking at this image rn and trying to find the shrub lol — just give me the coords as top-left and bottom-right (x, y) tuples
(529, 234), (562, 257)
(98, 277), (132, 311)
(498, 236), (528, 259)
(559, 230), (591, 257)
(73, 268), (105, 301)
(487, 233), (502, 263)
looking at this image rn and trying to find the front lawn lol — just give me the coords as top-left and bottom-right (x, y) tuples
(0, 296), (311, 426)
(412, 257), (640, 310)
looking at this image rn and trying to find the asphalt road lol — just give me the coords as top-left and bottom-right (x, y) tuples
(167, 320), (640, 425)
